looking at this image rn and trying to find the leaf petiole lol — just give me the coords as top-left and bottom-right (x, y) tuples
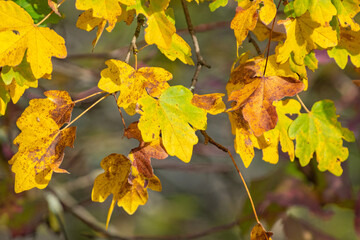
(296, 94), (310, 113)
(35, 0), (66, 27)
(73, 91), (105, 104)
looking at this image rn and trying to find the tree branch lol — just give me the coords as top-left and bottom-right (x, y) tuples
(125, 15), (146, 64)
(180, 0), (211, 93)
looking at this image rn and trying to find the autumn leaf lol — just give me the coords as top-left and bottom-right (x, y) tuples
(124, 122), (168, 178)
(251, 223), (273, 240)
(158, 33), (194, 65)
(209, 0), (228, 12)
(327, 28), (360, 69)
(191, 93), (226, 115)
(227, 59), (304, 136)
(276, 12), (338, 65)
(332, 0), (360, 31)
(47, 0), (61, 17)
(288, 100), (355, 176)
(145, 11), (176, 49)
(138, 85), (207, 163)
(231, 4), (258, 46)
(75, 0), (135, 31)
(98, 60), (172, 114)
(293, 0), (337, 25)
(117, 154), (162, 215)
(0, 1), (67, 79)
(9, 91), (76, 193)
(252, 20), (286, 42)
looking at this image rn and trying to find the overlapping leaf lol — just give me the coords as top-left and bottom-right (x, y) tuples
(124, 122), (168, 178)
(288, 100), (355, 176)
(138, 85), (207, 163)
(332, 0), (360, 31)
(293, 0), (337, 25)
(276, 12), (338, 65)
(191, 93), (226, 115)
(0, 1), (67, 79)
(92, 153), (161, 228)
(98, 60), (172, 114)
(227, 58), (304, 136)
(9, 91), (76, 193)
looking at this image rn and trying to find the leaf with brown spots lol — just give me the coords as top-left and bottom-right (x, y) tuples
(251, 223), (273, 240)
(191, 93), (226, 115)
(124, 122), (168, 178)
(227, 58), (304, 136)
(8, 90), (76, 193)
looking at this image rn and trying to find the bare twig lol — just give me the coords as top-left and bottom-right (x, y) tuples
(296, 94), (310, 113)
(125, 15), (146, 64)
(180, 0), (211, 92)
(112, 93), (127, 129)
(200, 130), (261, 224)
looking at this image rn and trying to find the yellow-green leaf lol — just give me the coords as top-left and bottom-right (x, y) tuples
(293, 0), (337, 25)
(289, 100), (355, 176)
(145, 11), (176, 49)
(138, 85), (207, 163)
(158, 33), (194, 65)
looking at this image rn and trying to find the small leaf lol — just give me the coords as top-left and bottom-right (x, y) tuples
(209, 0), (228, 12)
(145, 11), (176, 49)
(231, 4), (258, 46)
(158, 33), (194, 65)
(191, 93), (226, 115)
(251, 223), (273, 240)
(289, 100), (355, 176)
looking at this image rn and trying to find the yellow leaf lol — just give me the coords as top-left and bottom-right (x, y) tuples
(332, 0), (360, 31)
(98, 60), (173, 114)
(231, 3), (258, 46)
(5, 79), (28, 104)
(191, 93), (226, 115)
(0, 1), (67, 79)
(138, 86), (207, 163)
(277, 12), (337, 65)
(75, 0), (135, 30)
(158, 33), (194, 65)
(259, 0), (276, 25)
(145, 11), (176, 49)
(293, 0), (337, 25)
(252, 20), (286, 42)
(9, 91), (76, 193)
(251, 223), (273, 240)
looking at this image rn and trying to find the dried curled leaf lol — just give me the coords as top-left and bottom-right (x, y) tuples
(9, 91), (76, 193)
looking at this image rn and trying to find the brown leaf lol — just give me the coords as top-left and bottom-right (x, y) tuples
(125, 122), (168, 178)
(250, 223), (273, 240)
(227, 59), (304, 136)
(48, 0), (61, 17)
(191, 93), (226, 115)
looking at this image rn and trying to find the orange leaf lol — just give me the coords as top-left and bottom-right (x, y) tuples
(191, 93), (226, 115)
(227, 59), (304, 136)
(125, 122), (168, 178)
(48, 0), (61, 17)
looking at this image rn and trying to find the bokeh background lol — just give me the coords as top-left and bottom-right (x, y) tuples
(1, 1), (360, 239)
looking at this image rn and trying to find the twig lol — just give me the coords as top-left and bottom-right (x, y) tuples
(112, 93), (127, 129)
(36, 0), (66, 27)
(263, 0), (282, 76)
(180, 0), (211, 93)
(73, 91), (105, 104)
(200, 130), (261, 224)
(125, 15), (146, 64)
(296, 94), (310, 113)
(248, 32), (262, 56)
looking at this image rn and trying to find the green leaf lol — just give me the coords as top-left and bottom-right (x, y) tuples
(209, 0), (228, 12)
(288, 100), (355, 176)
(138, 85), (207, 163)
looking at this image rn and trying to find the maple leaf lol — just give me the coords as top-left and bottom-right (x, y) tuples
(117, 154), (162, 215)
(92, 153), (161, 227)
(332, 0), (360, 31)
(252, 20), (286, 42)
(9, 91), (76, 193)
(288, 100), (355, 176)
(276, 12), (338, 65)
(293, 0), (337, 25)
(124, 122), (168, 178)
(158, 33), (195, 65)
(227, 59), (304, 136)
(0, 1), (67, 79)
(327, 28), (360, 69)
(138, 85), (207, 163)
(145, 11), (176, 49)
(191, 93), (226, 115)
(75, 0), (135, 31)
(98, 60), (172, 114)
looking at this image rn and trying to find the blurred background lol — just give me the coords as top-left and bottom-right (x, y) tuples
(0, 1), (359, 239)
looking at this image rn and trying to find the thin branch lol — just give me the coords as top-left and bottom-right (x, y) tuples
(248, 32), (262, 56)
(296, 94), (310, 113)
(263, 0), (282, 76)
(35, 0), (66, 27)
(73, 91), (105, 104)
(180, 0), (211, 93)
(112, 93), (127, 129)
(200, 130), (260, 224)
(62, 94), (110, 131)
(125, 15), (146, 64)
